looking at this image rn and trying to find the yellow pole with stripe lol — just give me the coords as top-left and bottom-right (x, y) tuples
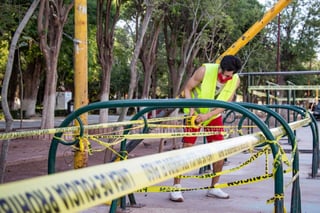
(74, 0), (89, 169)
(216, 0), (292, 63)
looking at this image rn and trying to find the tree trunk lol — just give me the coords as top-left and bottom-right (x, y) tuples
(38, 1), (74, 130)
(96, 0), (121, 124)
(141, 63), (152, 99)
(99, 60), (112, 123)
(118, 0), (153, 120)
(163, 0), (225, 98)
(0, 0), (40, 183)
(22, 56), (42, 118)
(41, 63), (58, 129)
(164, 27), (201, 98)
(8, 53), (19, 110)
(150, 70), (157, 98)
(140, 15), (163, 99)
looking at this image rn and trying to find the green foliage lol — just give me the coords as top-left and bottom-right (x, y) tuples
(110, 26), (134, 99)
(224, 0), (264, 38)
(0, 3), (23, 38)
(1, 0), (319, 105)
(223, 0), (268, 72)
(88, 28), (102, 102)
(0, 2), (27, 82)
(0, 40), (9, 80)
(265, 0), (320, 71)
(0, 1), (42, 91)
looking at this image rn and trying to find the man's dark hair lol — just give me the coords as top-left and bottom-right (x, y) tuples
(220, 55), (242, 73)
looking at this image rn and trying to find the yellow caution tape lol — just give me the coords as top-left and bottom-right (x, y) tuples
(0, 119), (309, 212)
(268, 193), (287, 213)
(0, 114), (257, 140)
(0, 126), (79, 140)
(267, 193), (285, 204)
(138, 168), (294, 193)
(179, 147), (269, 179)
(0, 133), (264, 212)
(84, 130), (225, 140)
(137, 173), (274, 193)
(0, 116), (185, 140)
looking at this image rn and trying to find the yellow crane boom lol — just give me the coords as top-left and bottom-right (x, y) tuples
(216, 0), (292, 63)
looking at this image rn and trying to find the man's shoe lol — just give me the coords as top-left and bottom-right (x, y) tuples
(206, 188), (229, 199)
(169, 184), (184, 202)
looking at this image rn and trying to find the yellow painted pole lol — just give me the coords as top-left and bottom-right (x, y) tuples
(216, 0), (292, 63)
(74, 0), (89, 169)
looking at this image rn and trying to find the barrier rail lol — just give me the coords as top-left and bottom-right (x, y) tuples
(248, 85), (320, 91)
(237, 103), (304, 212)
(46, 99), (314, 213)
(1, 99), (316, 213)
(223, 103), (319, 212)
(45, 99), (280, 212)
(0, 118), (310, 213)
(268, 105), (319, 178)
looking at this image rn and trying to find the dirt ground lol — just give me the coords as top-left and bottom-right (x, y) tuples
(2, 137), (172, 183)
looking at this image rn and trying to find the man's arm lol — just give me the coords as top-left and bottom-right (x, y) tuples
(184, 65), (205, 115)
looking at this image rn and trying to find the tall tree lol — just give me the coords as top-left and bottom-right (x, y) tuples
(281, 0), (320, 71)
(220, 0), (265, 100)
(0, 0), (40, 183)
(163, 0), (227, 98)
(37, 0), (74, 129)
(110, 27), (132, 100)
(118, 0), (153, 120)
(260, 0), (320, 86)
(96, 0), (122, 123)
(139, 9), (164, 99)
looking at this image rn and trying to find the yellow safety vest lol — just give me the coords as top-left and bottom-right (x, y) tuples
(184, 63), (239, 125)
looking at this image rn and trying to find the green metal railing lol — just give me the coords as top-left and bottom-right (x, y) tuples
(268, 105), (319, 178)
(48, 99), (308, 213)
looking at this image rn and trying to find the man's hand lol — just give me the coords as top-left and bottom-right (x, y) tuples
(195, 113), (209, 124)
(189, 108), (195, 117)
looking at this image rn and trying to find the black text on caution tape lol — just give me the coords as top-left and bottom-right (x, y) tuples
(0, 168), (135, 213)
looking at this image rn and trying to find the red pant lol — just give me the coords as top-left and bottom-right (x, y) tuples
(182, 115), (224, 144)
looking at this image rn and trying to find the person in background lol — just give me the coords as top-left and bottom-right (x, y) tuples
(169, 55), (242, 202)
